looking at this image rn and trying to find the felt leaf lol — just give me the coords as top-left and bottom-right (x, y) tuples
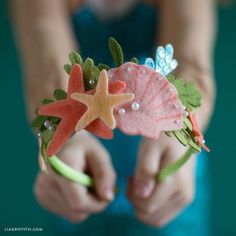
(82, 58), (94, 83)
(53, 89), (67, 100)
(64, 64), (72, 74)
(98, 63), (110, 71)
(42, 98), (54, 105)
(131, 57), (139, 64)
(173, 131), (188, 146)
(31, 115), (48, 129)
(109, 37), (124, 67)
(84, 65), (100, 91)
(69, 51), (83, 65)
(167, 75), (202, 111)
(108, 62), (184, 138)
(42, 128), (55, 144)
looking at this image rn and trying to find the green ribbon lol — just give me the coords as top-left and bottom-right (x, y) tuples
(156, 147), (196, 181)
(46, 147), (195, 187)
(48, 155), (94, 187)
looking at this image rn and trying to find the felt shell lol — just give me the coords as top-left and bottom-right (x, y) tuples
(108, 62), (184, 139)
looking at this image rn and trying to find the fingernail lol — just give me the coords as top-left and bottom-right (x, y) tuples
(104, 188), (114, 201)
(134, 181), (152, 198)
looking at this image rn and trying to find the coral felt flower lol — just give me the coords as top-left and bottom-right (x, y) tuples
(38, 64), (126, 156)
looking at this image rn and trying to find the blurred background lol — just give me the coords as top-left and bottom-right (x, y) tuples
(0, 0), (236, 235)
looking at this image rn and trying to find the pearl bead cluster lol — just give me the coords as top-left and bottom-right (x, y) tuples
(37, 120), (53, 137)
(118, 101), (140, 115)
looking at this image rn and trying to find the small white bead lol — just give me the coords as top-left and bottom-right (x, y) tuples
(48, 126), (53, 130)
(127, 66), (132, 72)
(44, 120), (51, 128)
(202, 139), (206, 144)
(183, 110), (189, 117)
(89, 80), (95, 85)
(118, 108), (126, 115)
(37, 132), (41, 137)
(131, 102), (140, 111)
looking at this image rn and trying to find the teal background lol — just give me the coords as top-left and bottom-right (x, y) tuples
(0, 1), (236, 235)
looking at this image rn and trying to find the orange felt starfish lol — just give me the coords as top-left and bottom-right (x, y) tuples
(38, 64), (126, 156)
(71, 70), (135, 131)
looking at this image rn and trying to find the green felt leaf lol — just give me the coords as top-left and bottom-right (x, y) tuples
(69, 52), (83, 65)
(98, 63), (110, 71)
(51, 117), (61, 125)
(41, 128), (54, 144)
(42, 98), (54, 105)
(84, 65), (100, 90)
(130, 57), (139, 64)
(64, 64), (72, 74)
(173, 131), (188, 146)
(82, 58), (94, 78)
(184, 117), (192, 131)
(167, 75), (202, 111)
(109, 37), (124, 67)
(31, 115), (48, 129)
(157, 148), (195, 181)
(53, 89), (67, 100)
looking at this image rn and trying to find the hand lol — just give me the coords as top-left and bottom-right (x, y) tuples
(34, 132), (116, 223)
(127, 134), (196, 227)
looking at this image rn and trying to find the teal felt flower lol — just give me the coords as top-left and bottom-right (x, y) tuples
(145, 44), (178, 76)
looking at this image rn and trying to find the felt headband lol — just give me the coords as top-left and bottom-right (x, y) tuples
(32, 38), (209, 186)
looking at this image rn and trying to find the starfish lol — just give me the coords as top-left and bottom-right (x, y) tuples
(71, 70), (135, 132)
(38, 64), (126, 156)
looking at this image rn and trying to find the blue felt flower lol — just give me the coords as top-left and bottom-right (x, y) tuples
(145, 44), (178, 76)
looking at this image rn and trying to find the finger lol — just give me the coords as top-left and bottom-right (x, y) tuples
(86, 143), (116, 201)
(34, 173), (89, 222)
(134, 139), (163, 198)
(128, 174), (173, 216)
(136, 196), (182, 228)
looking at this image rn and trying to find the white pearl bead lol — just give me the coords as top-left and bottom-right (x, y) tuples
(131, 102), (140, 111)
(127, 66), (132, 72)
(89, 80), (95, 85)
(48, 126), (53, 130)
(202, 139), (206, 144)
(44, 120), (51, 128)
(37, 132), (41, 137)
(183, 110), (189, 117)
(118, 108), (126, 115)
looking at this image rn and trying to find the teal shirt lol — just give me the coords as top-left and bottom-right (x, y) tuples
(49, 3), (211, 236)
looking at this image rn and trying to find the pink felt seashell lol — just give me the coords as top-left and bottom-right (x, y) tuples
(108, 62), (184, 139)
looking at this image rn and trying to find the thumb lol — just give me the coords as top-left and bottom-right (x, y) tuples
(134, 139), (162, 199)
(87, 143), (116, 202)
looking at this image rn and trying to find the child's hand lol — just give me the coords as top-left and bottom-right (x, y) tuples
(127, 135), (195, 227)
(34, 132), (116, 223)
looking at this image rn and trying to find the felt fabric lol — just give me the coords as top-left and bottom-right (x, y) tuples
(187, 109), (210, 152)
(71, 70), (134, 131)
(108, 62), (184, 139)
(145, 44), (178, 76)
(38, 64), (126, 156)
